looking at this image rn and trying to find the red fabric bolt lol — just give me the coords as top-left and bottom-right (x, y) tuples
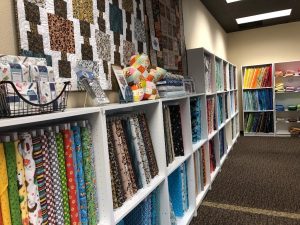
(62, 130), (80, 224)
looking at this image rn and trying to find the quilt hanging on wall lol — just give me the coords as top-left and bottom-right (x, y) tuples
(14, 0), (185, 90)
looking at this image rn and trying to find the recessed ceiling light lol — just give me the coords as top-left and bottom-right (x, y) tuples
(236, 9), (292, 24)
(226, 0), (242, 3)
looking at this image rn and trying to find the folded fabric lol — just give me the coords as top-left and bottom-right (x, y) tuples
(157, 86), (185, 92)
(0, 143), (12, 225)
(288, 105), (297, 111)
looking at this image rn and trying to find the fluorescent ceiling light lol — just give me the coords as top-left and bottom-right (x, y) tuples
(236, 9), (292, 24)
(226, 0), (242, 3)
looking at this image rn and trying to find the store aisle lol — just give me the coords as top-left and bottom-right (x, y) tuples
(191, 136), (300, 225)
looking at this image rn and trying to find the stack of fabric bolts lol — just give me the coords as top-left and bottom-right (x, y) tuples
(285, 86), (295, 92)
(0, 121), (99, 225)
(106, 113), (159, 209)
(275, 83), (285, 93)
(156, 73), (185, 98)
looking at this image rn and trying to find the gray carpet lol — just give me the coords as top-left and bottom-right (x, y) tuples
(191, 136), (300, 225)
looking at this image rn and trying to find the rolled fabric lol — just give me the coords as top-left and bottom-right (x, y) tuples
(0, 143), (12, 225)
(111, 120), (138, 199)
(86, 122), (100, 221)
(32, 136), (48, 224)
(62, 130), (80, 224)
(18, 133), (42, 225)
(81, 126), (98, 224)
(71, 126), (88, 224)
(14, 140), (29, 225)
(55, 133), (71, 225)
(47, 132), (63, 225)
(129, 116), (152, 187)
(4, 141), (22, 225)
(137, 114), (159, 178)
(106, 121), (126, 209)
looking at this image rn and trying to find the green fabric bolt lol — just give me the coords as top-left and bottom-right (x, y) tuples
(4, 142), (22, 225)
(81, 127), (97, 225)
(55, 133), (71, 225)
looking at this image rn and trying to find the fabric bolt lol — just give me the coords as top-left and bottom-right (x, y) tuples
(137, 113), (159, 178)
(47, 132), (63, 225)
(151, 190), (158, 225)
(107, 121), (126, 209)
(168, 105), (184, 157)
(129, 116), (152, 187)
(121, 119), (143, 189)
(81, 126), (98, 224)
(55, 132), (71, 225)
(111, 119), (138, 199)
(32, 136), (48, 224)
(170, 201), (177, 225)
(190, 97), (202, 143)
(71, 125), (88, 224)
(70, 130), (82, 224)
(86, 122), (100, 221)
(0, 143), (12, 225)
(18, 133), (42, 225)
(4, 141), (22, 225)
(62, 130), (80, 224)
(14, 140), (29, 225)
(40, 134), (55, 225)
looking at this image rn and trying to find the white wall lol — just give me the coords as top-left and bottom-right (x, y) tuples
(183, 0), (228, 59)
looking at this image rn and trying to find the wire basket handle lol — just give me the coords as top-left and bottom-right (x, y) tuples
(0, 81), (71, 107)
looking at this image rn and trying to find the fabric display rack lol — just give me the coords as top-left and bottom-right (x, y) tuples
(242, 60), (300, 137)
(0, 88), (239, 225)
(0, 48), (239, 225)
(0, 116), (99, 225)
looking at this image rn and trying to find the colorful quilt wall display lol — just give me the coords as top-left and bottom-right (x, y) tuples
(106, 112), (159, 209)
(162, 104), (184, 166)
(14, 0), (186, 91)
(0, 120), (99, 225)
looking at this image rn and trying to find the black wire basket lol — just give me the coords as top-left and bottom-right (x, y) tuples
(0, 81), (70, 118)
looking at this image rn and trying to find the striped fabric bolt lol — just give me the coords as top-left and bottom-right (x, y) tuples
(32, 136), (48, 224)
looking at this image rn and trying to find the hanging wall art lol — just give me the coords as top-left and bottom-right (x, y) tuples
(14, 0), (186, 90)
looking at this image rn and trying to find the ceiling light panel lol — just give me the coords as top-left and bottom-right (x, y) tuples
(236, 9), (292, 24)
(226, 0), (242, 3)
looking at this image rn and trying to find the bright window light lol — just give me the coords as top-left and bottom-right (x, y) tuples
(226, 0), (242, 3)
(236, 9), (292, 24)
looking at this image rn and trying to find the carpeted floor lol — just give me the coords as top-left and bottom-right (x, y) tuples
(191, 136), (300, 225)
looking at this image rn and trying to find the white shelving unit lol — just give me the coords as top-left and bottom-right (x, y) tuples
(241, 60), (300, 137)
(241, 63), (275, 136)
(274, 60), (300, 137)
(0, 48), (239, 225)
